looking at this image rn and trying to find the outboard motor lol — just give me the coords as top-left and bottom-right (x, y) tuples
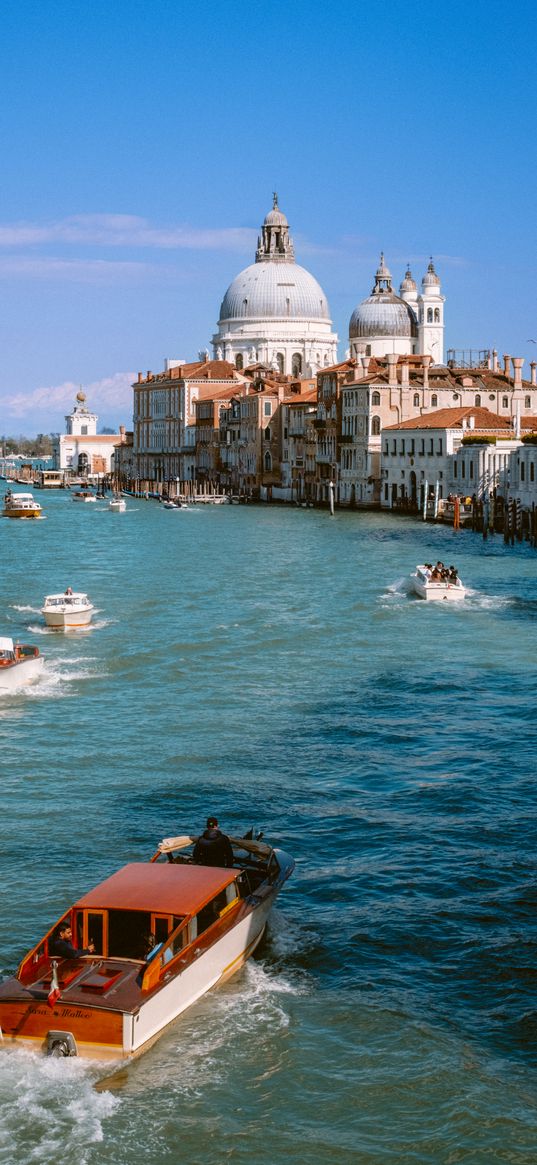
(46, 1030), (78, 1057)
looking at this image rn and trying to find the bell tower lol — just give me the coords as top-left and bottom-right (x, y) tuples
(418, 259), (445, 363)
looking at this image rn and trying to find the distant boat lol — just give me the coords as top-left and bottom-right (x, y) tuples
(71, 491), (96, 503)
(2, 490), (43, 519)
(42, 592), (94, 629)
(410, 565), (466, 602)
(0, 637), (43, 691)
(108, 495), (126, 512)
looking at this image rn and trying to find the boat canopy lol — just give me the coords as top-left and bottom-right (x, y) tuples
(44, 593), (89, 603)
(7, 493), (35, 500)
(74, 862), (237, 916)
(0, 637), (15, 652)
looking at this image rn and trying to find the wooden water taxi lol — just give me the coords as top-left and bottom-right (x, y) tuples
(0, 832), (294, 1059)
(0, 637), (43, 691)
(72, 490), (96, 503)
(2, 490), (43, 519)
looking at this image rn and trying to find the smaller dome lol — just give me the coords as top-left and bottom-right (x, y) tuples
(400, 266), (417, 293)
(263, 192), (288, 228)
(422, 258), (440, 287)
(349, 294), (418, 340)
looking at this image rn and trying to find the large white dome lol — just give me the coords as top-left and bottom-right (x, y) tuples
(219, 261), (331, 322)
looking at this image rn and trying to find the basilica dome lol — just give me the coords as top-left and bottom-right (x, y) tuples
(218, 261), (330, 322)
(349, 254), (417, 340)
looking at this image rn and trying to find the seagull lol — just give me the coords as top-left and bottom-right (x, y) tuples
(528, 339), (537, 343)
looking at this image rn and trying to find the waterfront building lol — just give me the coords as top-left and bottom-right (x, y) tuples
(52, 391), (127, 477)
(212, 195), (338, 376)
(132, 358), (245, 487)
(349, 255), (445, 363)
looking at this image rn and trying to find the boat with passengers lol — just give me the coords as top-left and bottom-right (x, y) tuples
(0, 830), (294, 1059)
(411, 564), (466, 601)
(41, 591), (94, 629)
(2, 489), (43, 519)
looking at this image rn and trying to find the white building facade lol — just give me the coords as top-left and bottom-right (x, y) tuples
(212, 195), (338, 376)
(53, 391), (126, 476)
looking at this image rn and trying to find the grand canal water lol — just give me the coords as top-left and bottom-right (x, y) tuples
(1, 491), (536, 1163)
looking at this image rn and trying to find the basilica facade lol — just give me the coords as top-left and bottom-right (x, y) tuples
(348, 253), (445, 363)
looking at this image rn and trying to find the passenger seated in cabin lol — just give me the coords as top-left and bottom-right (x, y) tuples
(193, 816), (234, 868)
(448, 566), (459, 583)
(51, 921), (95, 959)
(64, 587), (73, 595)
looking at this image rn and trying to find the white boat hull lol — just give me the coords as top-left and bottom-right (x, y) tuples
(411, 576), (465, 601)
(109, 501), (126, 512)
(0, 656), (43, 691)
(43, 607), (94, 628)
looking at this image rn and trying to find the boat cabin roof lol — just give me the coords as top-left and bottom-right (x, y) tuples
(74, 862), (237, 916)
(7, 492), (35, 500)
(0, 637), (15, 652)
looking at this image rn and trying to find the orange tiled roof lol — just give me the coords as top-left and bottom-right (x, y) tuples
(384, 406), (513, 431)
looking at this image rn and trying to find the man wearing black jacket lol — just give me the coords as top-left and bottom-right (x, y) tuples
(51, 921), (95, 959)
(193, 817), (234, 868)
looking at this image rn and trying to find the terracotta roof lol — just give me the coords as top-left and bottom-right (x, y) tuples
(75, 862), (236, 915)
(384, 406), (513, 431)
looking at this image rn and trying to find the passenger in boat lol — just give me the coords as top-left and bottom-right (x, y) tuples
(193, 816), (234, 868)
(51, 922), (95, 959)
(64, 586), (73, 595)
(448, 566), (459, 584)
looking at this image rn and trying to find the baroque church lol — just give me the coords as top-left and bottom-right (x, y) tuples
(211, 195), (445, 371)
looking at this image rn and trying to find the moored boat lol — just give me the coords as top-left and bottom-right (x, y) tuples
(2, 490), (43, 519)
(0, 831), (294, 1059)
(42, 591), (94, 628)
(0, 637), (43, 690)
(411, 565), (466, 601)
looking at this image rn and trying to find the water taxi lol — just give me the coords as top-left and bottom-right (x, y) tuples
(108, 495), (126, 512)
(411, 565), (466, 601)
(0, 832), (294, 1059)
(0, 637), (43, 691)
(42, 592), (94, 629)
(72, 490), (96, 503)
(2, 490), (43, 519)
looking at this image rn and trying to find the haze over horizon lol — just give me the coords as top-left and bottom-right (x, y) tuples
(1, 0), (535, 436)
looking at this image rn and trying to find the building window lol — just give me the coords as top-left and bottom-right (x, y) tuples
(413, 394), (420, 407)
(475, 395), (481, 406)
(434, 308), (440, 322)
(431, 395), (438, 407)
(81, 425), (88, 436)
(372, 391), (381, 406)
(469, 462), (474, 479)
(525, 396), (531, 408)
(521, 462), (525, 481)
(371, 416), (381, 435)
(366, 345), (371, 356)
(461, 462), (465, 479)
(401, 440), (405, 455)
(427, 308), (433, 323)
(235, 354), (243, 370)
(276, 353), (284, 373)
(264, 401), (272, 417)
(502, 396), (508, 409)
(437, 439), (443, 454)
(454, 462), (458, 478)
(292, 353), (302, 377)
(531, 462), (535, 482)
(264, 427), (271, 441)
(264, 451), (272, 472)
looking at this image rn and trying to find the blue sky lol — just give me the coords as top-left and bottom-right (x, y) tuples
(0, 0), (535, 434)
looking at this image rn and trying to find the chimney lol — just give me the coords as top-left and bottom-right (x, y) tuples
(422, 354), (432, 389)
(119, 425), (125, 436)
(362, 355), (370, 375)
(386, 352), (398, 386)
(513, 403), (521, 439)
(468, 414), (475, 430)
(512, 357), (523, 389)
(137, 372), (143, 383)
(503, 354), (510, 376)
(147, 370), (152, 380)
(492, 349), (498, 372)
(531, 362), (537, 386)
(401, 359), (409, 388)
(353, 360), (362, 382)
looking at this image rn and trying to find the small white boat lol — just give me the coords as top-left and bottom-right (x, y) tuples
(163, 500), (188, 510)
(72, 491), (96, 503)
(0, 637), (43, 690)
(411, 565), (466, 602)
(2, 490), (43, 519)
(108, 496), (126, 512)
(42, 592), (94, 629)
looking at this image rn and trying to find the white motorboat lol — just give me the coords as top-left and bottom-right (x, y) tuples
(72, 491), (96, 503)
(0, 829), (294, 1060)
(108, 495), (126, 512)
(2, 490), (43, 519)
(42, 592), (94, 629)
(411, 565), (466, 601)
(0, 637), (43, 691)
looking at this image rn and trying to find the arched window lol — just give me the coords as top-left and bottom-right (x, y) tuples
(276, 353), (284, 373)
(372, 391), (381, 406)
(431, 394), (438, 407)
(292, 353), (302, 377)
(434, 308), (440, 323)
(427, 308), (433, 323)
(475, 394), (481, 406)
(264, 451), (272, 472)
(366, 345), (371, 356)
(413, 393), (420, 407)
(371, 415), (381, 435)
(525, 396), (531, 408)
(235, 354), (243, 370)
(502, 396), (508, 409)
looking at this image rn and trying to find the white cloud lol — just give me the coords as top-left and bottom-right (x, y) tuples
(2, 372), (135, 422)
(0, 214), (257, 252)
(0, 256), (152, 281)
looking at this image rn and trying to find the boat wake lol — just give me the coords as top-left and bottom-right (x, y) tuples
(0, 1047), (118, 1164)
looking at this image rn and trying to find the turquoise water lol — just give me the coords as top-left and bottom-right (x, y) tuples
(1, 493), (536, 1164)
